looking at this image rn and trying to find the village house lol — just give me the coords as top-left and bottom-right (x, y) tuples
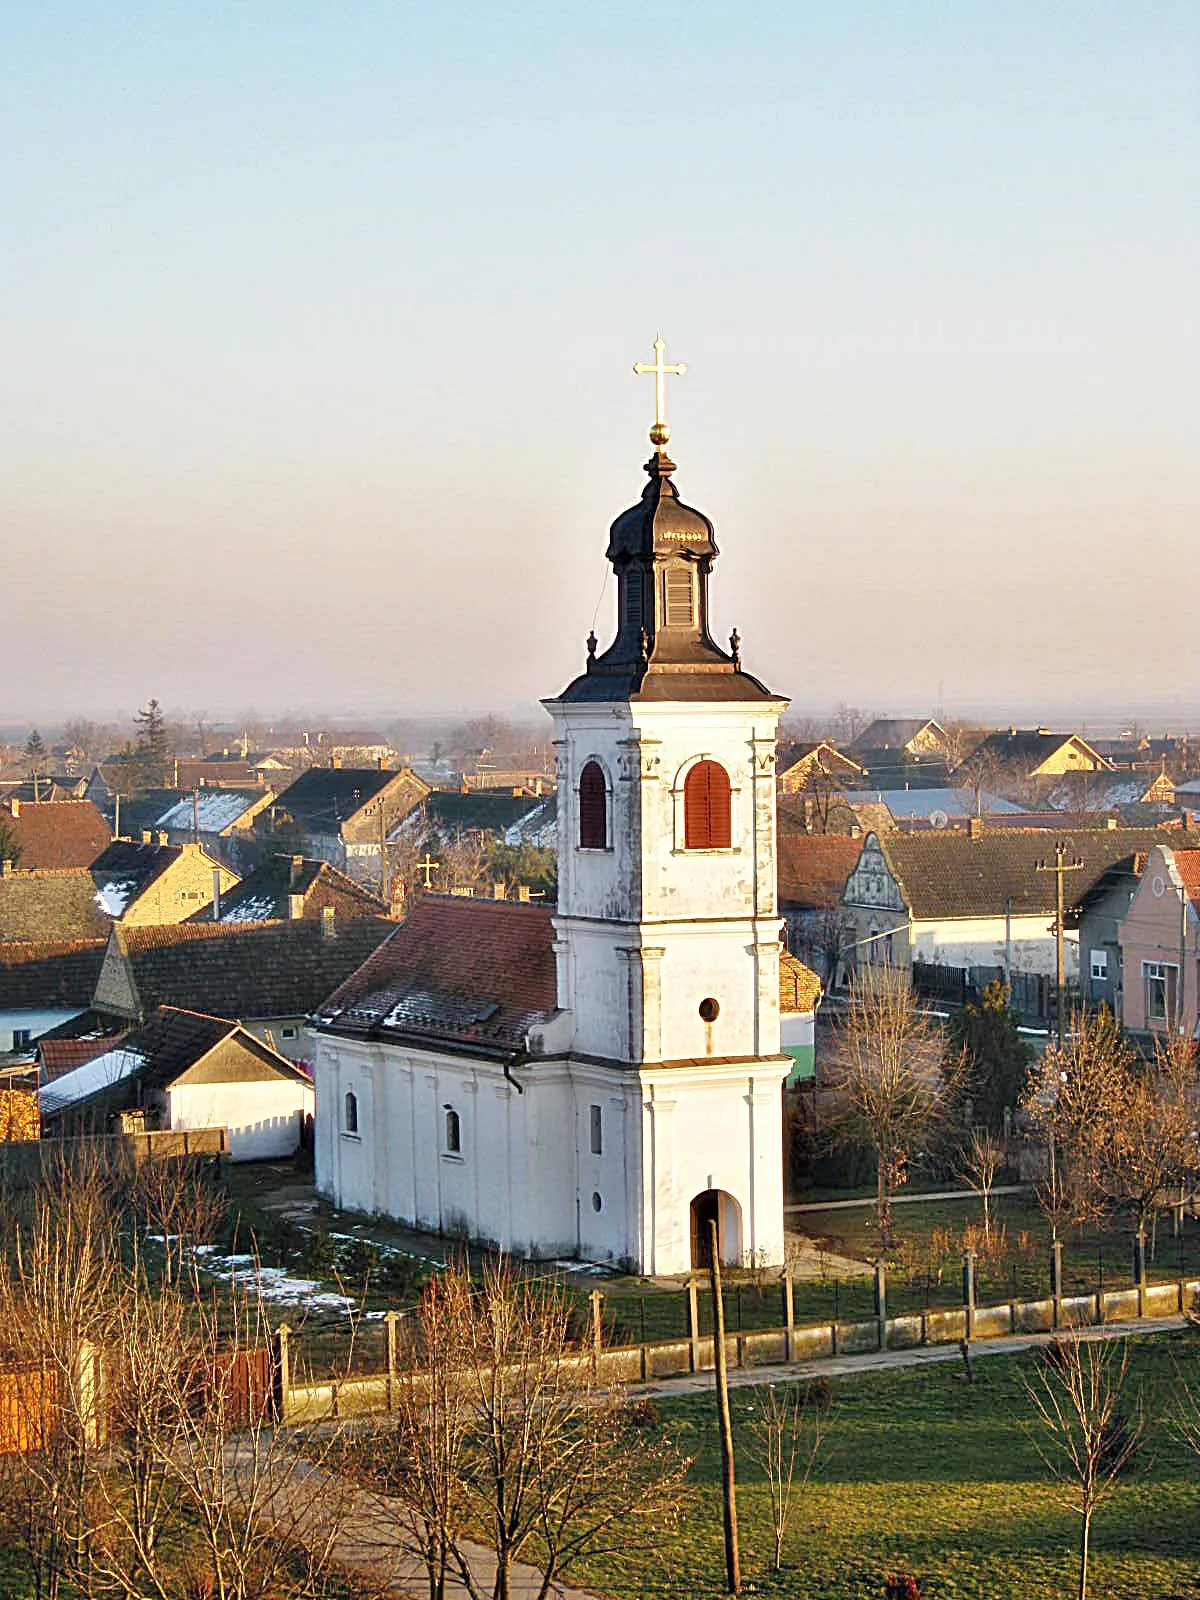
(0, 798), (112, 870)
(1117, 845), (1200, 1038)
(975, 728), (1113, 779)
(0, 866), (110, 944)
(776, 741), (864, 795)
(266, 765), (429, 883)
(90, 914), (393, 1067)
(840, 823), (1187, 1015)
(153, 787), (275, 866)
(1070, 853), (1147, 1014)
(91, 837), (239, 924)
(312, 404), (792, 1273)
(0, 939), (108, 1056)
(39, 1003), (314, 1160)
(198, 854), (388, 924)
(848, 717), (954, 789)
(776, 829), (864, 986)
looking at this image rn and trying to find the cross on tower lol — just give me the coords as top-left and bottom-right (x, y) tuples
(417, 852), (441, 891)
(633, 336), (686, 450)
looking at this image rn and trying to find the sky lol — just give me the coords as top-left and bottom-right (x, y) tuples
(2, 2), (1197, 730)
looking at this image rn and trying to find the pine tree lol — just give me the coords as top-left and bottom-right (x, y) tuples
(949, 980), (1033, 1131)
(133, 698), (171, 789)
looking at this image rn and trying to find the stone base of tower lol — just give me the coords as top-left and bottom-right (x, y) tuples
(637, 1055), (790, 1276)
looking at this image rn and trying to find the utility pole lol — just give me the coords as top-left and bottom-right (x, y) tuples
(707, 1218), (741, 1595)
(1036, 839), (1085, 1045)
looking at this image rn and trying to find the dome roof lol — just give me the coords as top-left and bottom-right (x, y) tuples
(606, 452), (718, 563)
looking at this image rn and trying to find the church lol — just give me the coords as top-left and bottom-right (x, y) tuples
(310, 344), (793, 1273)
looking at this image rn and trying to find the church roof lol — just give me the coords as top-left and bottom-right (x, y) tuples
(315, 894), (557, 1057)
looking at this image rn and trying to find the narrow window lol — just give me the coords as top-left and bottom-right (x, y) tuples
(445, 1107), (462, 1154)
(1144, 961), (1174, 1023)
(683, 760), (731, 849)
(579, 761), (607, 849)
(344, 1090), (358, 1135)
(1090, 951), (1107, 982)
(589, 1103), (603, 1156)
(663, 565), (695, 627)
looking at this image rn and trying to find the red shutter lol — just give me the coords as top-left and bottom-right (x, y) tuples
(684, 761), (731, 849)
(579, 761), (607, 849)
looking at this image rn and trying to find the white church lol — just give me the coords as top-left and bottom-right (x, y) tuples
(311, 347), (794, 1273)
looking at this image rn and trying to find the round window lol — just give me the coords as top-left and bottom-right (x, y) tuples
(699, 997), (720, 1023)
(591, 1191), (603, 1213)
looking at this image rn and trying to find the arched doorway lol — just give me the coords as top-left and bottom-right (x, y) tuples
(690, 1189), (742, 1269)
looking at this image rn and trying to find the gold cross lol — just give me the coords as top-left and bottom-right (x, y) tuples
(417, 852), (440, 890)
(633, 335), (686, 450)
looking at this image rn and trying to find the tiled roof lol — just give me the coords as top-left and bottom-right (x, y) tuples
(272, 768), (404, 829)
(976, 729), (1111, 770)
(40, 1004), (309, 1117)
(106, 917), (395, 1021)
(206, 856), (387, 924)
(779, 953), (822, 1014)
(851, 718), (944, 752)
(874, 826), (1187, 920)
(404, 789), (541, 837)
(316, 894), (557, 1055)
(2, 800), (112, 870)
(39, 1035), (122, 1082)
(0, 870), (111, 942)
(155, 790), (263, 834)
(776, 832), (864, 909)
(0, 939), (108, 1008)
(1173, 848), (1200, 907)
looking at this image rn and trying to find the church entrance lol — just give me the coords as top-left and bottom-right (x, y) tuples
(689, 1189), (742, 1270)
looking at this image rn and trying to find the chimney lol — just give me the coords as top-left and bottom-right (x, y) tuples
(288, 893), (305, 921)
(290, 854), (304, 888)
(212, 867), (222, 921)
(968, 816), (984, 841)
(321, 905), (336, 938)
(331, 755), (342, 770)
(517, 885), (531, 903)
(1, 858), (12, 877)
(8, 798), (18, 819)
(1106, 816), (1117, 830)
(141, 829), (152, 844)
(492, 882), (506, 899)
(377, 756), (387, 770)
(157, 830), (169, 847)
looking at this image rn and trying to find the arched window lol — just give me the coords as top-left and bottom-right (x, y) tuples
(444, 1107), (462, 1154)
(344, 1090), (358, 1135)
(578, 760), (607, 849)
(684, 760), (731, 849)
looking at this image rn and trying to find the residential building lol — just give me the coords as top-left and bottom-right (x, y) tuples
(776, 831), (864, 985)
(200, 854), (388, 924)
(153, 787), (275, 863)
(91, 838), (239, 924)
(0, 867), (110, 943)
(0, 798), (111, 870)
(266, 766), (429, 882)
(776, 741), (864, 795)
(1117, 846), (1200, 1038)
(975, 728), (1113, 779)
(0, 939), (108, 1055)
(39, 1004), (314, 1160)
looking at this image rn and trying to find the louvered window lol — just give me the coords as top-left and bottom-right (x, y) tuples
(625, 572), (644, 630)
(684, 760), (732, 849)
(578, 760), (607, 849)
(663, 565), (695, 628)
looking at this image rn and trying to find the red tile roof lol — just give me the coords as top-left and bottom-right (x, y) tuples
(2, 801), (111, 870)
(776, 833), (864, 909)
(316, 894), (557, 1055)
(1173, 848), (1200, 906)
(39, 1035), (121, 1081)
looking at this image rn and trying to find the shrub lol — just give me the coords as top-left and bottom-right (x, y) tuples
(627, 1397), (661, 1428)
(885, 1574), (921, 1600)
(801, 1377), (833, 1409)
(300, 1227), (337, 1279)
(339, 1237), (380, 1289)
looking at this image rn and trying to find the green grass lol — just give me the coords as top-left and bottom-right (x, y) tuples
(572, 1330), (1200, 1600)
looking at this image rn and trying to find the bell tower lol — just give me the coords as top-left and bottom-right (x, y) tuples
(542, 340), (790, 1274)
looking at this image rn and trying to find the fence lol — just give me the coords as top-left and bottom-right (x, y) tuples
(276, 1250), (1200, 1425)
(0, 1129), (227, 1186)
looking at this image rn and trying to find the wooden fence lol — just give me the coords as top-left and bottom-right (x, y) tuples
(0, 1128), (227, 1186)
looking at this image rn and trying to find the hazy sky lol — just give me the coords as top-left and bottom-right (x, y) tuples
(3, 3), (1197, 729)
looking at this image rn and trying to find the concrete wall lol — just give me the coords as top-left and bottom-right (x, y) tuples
(167, 1078), (312, 1160)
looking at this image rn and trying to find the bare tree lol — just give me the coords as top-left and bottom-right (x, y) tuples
(363, 1257), (687, 1600)
(746, 1382), (832, 1572)
(1104, 1033), (1200, 1257)
(956, 1127), (1007, 1240)
(1025, 1334), (1142, 1600)
(822, 971), (963, 1241)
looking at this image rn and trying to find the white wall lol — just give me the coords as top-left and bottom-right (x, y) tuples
(167, 1078), (313, 1161)
(910, 915), (1075, 977)
(1, 1007), (84, 1052)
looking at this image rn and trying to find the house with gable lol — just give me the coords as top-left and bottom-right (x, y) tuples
(153, 788), (274, 866)
(200, 854), (388, 925)
(777, 741), (864, 795)
(266, 765), (429, 883)
(311, 382), (792, 1273)
(976, 728), (1113, 780)
(39, 1003), (314, 1160)
(90, 837), (239, 924)
(841, 824), (1188, 1008)
(1117, 846), (1200, 1038)
(92, 915), (393, 1067)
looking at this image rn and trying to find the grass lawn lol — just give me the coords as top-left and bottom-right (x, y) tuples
(572, 1330), (1200, 1600)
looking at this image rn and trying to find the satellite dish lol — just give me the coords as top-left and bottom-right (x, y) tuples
(930, 809), (950, 830)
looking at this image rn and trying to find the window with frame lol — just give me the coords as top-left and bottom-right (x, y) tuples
(1143, 961), (1175, 1023)
(444, 1107), (462, 1155)
(343, 1090), (358, 1135)
(1090, 950), (1108, 982)
(11, 1028), (32, 1051)
(578, 761), (607, 849)
(683, 760), (731, 850)
(589, 1103), (603, 1156)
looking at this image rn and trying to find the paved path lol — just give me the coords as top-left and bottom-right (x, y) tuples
(786, 1184), (1030, 1214)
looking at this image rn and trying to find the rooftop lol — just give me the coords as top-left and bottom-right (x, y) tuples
(1, 800), (112, 870)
